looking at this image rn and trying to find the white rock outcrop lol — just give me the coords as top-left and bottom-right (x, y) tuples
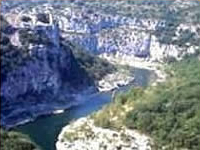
(56, 118), (153, 150)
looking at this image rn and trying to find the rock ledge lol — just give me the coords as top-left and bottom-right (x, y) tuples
(56, 117), (153, 150)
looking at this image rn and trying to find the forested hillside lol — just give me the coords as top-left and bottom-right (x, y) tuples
(93, 57), (200, 150)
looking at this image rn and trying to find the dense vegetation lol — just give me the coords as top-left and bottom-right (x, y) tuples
(83, 0), (200, 49)
(0, 14), (115, 84)
(92, 57), (200, 150)
(0, 15), (26, 81)
(0, 129), (39, 150)
(61, 39), (116, 81)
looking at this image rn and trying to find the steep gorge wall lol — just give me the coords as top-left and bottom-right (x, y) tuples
(0, 16), (94, 128)
(1, 0), (200, 128)
(4, 0), (200, 62)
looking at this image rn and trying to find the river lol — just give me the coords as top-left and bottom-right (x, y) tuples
(14, 68), (155, 150)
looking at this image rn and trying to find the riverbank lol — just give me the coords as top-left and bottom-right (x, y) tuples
(97, 53), (168, 92)
(56, 56), (166, 150)
(4, 71), (133, 130)
(14, 67), (154, 150)
(3, 86), (98, 129)
(56, 117), (153, 150)
(4, 63), (148, 129)
(4, 95), (82, 129)
(97, 66), (135, 92)
(99, 54), (166, 85)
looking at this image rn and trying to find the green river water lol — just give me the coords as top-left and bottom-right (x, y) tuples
(15, 68), (154, 150)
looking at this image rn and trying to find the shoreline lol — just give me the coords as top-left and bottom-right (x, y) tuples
(99, 54), (166, 84)
(56, 117), (153, 150)
(4, 57), (165, 130)
(5, 99), (82, 130)
(3, 87), (96, 130)
(97, 68), (135, 92)
(56, 56), (166, 150)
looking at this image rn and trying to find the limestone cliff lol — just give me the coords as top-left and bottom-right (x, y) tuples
(1, 0), (200, 129)
(4, 0), (199, 62)
(0, 15), (94, 128)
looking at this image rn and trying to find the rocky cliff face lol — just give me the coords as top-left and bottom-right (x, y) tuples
(1, 0), (200, 128)
(0, 15), (94, 128)
(58, 3), (200, 62)
(5, 0), (199, 62)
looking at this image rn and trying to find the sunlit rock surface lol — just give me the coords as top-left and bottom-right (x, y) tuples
(56, 118), (153, 150)
(3, 0), (200, 61)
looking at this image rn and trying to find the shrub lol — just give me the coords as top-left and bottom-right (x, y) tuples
(61, 40), (116, 81)
(125, 57), (200, 149)
(0, 129), (39, 150)
(93, 57), (200, 150)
